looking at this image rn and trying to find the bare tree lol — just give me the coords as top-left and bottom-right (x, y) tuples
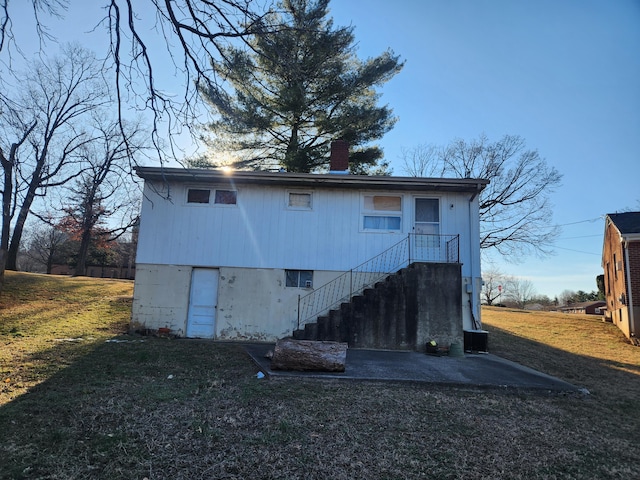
(504, 276), (536, 310)
(23, 223), (70, 274)
(0, 115), (36, 285)
(0, 1), (68, 53)
(558, 289), (576, 307)
(481, 266), (507, 306)
(401, 144), (442, 178)
(1, 1), (277, 163)
(1, 44), (107, 280)
(58, 117), (144, 276)
(402, 134), (562, 258)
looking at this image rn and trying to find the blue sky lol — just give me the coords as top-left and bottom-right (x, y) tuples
(7, 1), (640, 298)
(327, 0), (640, 298)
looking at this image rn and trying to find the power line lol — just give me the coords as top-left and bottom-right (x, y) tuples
(556, 234), (602, 240)
(552, 216), (603, 228)
(550, 245), (601, 256)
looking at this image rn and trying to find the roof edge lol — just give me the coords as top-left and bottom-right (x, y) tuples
(134, 166), (489, 193)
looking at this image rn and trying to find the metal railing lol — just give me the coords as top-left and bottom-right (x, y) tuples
(296, 233), (459, 329)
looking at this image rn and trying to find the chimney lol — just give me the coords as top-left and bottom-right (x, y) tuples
(329, 140), (349, 173)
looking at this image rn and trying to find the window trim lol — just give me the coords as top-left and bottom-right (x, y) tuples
(286, 190), (313, 211)
(185, 186), (238, 206)
(285, 269), (314, 288)
(360, 193), (403, 232)
(186, 188), (211, 205)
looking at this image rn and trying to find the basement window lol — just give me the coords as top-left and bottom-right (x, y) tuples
(362, 195), (402, 231)
(187, 188), (211, 204)
(286, 270), (313, 288)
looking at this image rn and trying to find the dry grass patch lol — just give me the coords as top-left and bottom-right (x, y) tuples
(1, 272), (133, 404)
(0, 275), (639, 479)
(482, 307), (639, 395)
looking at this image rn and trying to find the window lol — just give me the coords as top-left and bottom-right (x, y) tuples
(285, 270), (313, 288)
(415, 198), (440, 234)
(288, 192), (312, 209)
(215, 189), (237, 205)
(362, 195), (402, 231)
(187, 188), (211, 204)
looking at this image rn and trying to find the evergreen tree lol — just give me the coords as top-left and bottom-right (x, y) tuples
(199, 0), (404, 173)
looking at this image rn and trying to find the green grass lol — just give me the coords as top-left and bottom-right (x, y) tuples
(0, 273), (639, 479)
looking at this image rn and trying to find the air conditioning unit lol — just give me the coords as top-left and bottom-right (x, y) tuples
(464, 329), (488, 353)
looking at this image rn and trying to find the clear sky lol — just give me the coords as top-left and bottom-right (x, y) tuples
(6, 0), (640, 299)
(327, 0), (640, 299)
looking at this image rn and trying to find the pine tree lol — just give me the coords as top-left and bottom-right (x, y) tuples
(199, 0), (404, 173)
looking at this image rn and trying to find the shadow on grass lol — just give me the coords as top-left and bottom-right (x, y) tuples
(0, 335), (258, 479)
(484, 323), (640, 400)
(1, 324), (639, 479)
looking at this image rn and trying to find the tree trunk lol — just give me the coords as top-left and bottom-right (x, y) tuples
(270, 338), (347, 372)
(6, 189), (34, 271)
(74, 228), (92, 276)
(1, 172), (12, 288)
(1, 124), (37, 284)
(6, 161), (43, 271)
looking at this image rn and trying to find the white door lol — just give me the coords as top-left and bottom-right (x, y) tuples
(186, 268), (219, 338)
(414, 198), (441, 261)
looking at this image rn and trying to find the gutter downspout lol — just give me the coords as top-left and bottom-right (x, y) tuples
(623, 240), (635, 338)
(468, 184), (483, 330)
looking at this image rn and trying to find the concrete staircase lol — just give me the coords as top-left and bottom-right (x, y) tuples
(292, 262), (463, 351)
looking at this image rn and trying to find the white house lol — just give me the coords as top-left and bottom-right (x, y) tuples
(131, 145), (488, 344)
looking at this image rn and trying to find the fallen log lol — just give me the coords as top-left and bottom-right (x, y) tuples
(270, 338), (347, 372)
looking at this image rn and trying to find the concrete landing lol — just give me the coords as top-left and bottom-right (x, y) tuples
(244, 344), (585, 394)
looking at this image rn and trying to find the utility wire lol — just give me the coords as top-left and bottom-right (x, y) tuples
(556, 234), (602, 240)
(552, 216), (603, 228)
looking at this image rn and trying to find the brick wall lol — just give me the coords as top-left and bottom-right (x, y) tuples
(629, 241), (640, 306)
(602, 223), (627, 311)
(329, 140), (349, 171)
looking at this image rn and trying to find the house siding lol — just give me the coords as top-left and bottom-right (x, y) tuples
(137, 181), (480, 274)
(132, 174), (484, 341)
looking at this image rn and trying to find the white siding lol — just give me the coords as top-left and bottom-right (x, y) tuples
(133, 179), (484, 339)
(137, 182), (478, 273)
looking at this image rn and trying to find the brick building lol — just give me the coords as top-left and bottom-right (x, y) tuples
(602, 212), (640, 343)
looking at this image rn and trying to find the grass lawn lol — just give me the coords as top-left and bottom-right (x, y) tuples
(1, 272), (639, 479)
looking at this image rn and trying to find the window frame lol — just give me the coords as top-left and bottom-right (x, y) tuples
(360, 193), (403, 232)
(214, 189), (238, 206)
(185, 186), (238, 207)
(186, 188), (211, 205)
(286, 190), (313, 211)
(285, 269), (314, 288)
(413, 197), (441, 236)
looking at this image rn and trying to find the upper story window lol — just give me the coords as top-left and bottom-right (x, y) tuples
(288, 192), (312, 210)
(186, 188), (237, 205)
(215, 189), (237, 205)
(362, 195), (402, 231)
(187, 188), (210, 204)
